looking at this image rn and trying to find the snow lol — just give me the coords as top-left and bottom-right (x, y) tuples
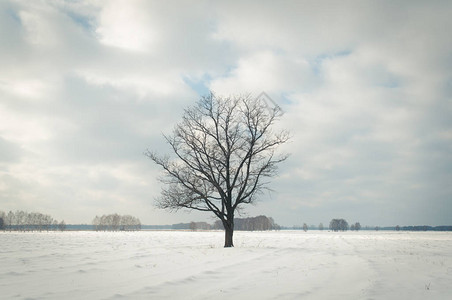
(1, 230), (451, 299)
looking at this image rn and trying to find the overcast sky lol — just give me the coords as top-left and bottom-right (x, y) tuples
(1, 0), (451, 227)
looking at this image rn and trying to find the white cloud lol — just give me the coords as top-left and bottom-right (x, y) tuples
(96, 0), (156, 51)
(210, 51), (314, 95)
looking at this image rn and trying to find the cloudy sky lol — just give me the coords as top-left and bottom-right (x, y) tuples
(1, 0), (451, 227)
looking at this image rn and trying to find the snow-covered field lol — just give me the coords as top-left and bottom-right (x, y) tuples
(1, 230), (451, 299)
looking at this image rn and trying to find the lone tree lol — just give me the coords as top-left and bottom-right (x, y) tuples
(146, 93), (289, 247)
(354, 222), (361, 231)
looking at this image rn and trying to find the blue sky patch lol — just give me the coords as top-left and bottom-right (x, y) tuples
(182, 74), (212, 96)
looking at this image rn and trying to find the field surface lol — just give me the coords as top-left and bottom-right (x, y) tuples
(1, 230), (451, 299)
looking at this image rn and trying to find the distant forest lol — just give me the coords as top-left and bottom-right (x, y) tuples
(92, 214), (141, 231)
(1, 210), (451, 231)
(392, 226), (452, 231)
(0, 210), (141, 232)
(174, 215), (280, 231)
(284, 224), (452, 231)
(0, 210), (66, 231)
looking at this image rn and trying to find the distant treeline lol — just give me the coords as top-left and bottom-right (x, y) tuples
(3, 210), (451, 232)
(392, 225), (452, 231)
(0, 210), (66, 231)
(281, 225), (452, 231)
(170, 222), (211, 230)
(92, 214), (141, 231)
(171, 216), (280, 231)
(213, 215), (280, 231)
(0, 210), (140, 232)
(284, 218), (452, 231)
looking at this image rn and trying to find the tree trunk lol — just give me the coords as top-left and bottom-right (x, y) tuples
(223, 219), (234, 247)
(224, 226), (234, 247)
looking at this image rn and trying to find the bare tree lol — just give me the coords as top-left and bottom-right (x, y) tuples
(319, 223), (324, 231)
(189, 221), (197, 231)
(92, 215), (100, 231)
(58, 220), (66, 231)
(354, 222), (361, 231)
(302, 223), (308, 232)
(6, 211), (14, 231)
(146, 93), (289, 247)
(0, 210), (4, 230)
(16, 210), (26, 231)
(268, 217), (278, 230)
(52, 220), (59, 231)
(111, 213), (121, 231)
